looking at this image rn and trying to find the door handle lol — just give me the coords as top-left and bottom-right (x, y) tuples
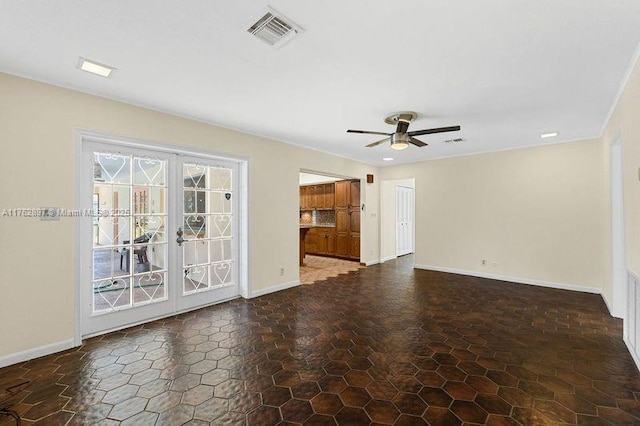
(176, 227), (185, 247)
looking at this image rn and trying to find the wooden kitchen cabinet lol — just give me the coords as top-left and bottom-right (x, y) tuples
(304, 227), (318, 253)
(300, 183), (336, 210)
(319, 184), (334, 209)
(333, 179), (360, 261)
(306, 227), (336, 256)
(335, 180), (349, 208)
(300, 179), (358, 260)
(300, 186), (309, 210)
(350, 208), (360, 233)
(326, 184), (335, 209)
(316, 229), (328, 254)
(349, 234), (360, 259)
(348, 180), (361, 261)
(327, 232), (336, 254)
(313, 185), (323, 209)
(309, 186), (318, 209)
(335, 233), (349, 257)
(350, 180), (360, 210)
(335, 207), (349, 257)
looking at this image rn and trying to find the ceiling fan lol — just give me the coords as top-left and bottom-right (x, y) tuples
(347, 111), (461, 150)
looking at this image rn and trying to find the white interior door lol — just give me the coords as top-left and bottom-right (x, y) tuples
(81, 141), (240, 337)
(396, 186), (414, 256)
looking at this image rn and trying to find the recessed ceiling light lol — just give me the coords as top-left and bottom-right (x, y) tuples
(77, 57), (115, 77)
(540, 132), (558, 139)
(382, 157), (394, 161)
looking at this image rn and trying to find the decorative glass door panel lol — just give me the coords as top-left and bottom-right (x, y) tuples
(91, 152), (168, 314)
(178, 158), (238, 311)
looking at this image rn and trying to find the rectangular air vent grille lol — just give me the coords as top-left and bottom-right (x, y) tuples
(247, 8), (302, 48)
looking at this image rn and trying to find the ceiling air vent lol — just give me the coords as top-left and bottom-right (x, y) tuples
(444, 138), (466, 144)
(247, 7), (303, 49)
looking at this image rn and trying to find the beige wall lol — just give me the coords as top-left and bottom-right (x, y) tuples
(602, 54), (640, 303)
(0, 73), (379, 359)
(380, 140), (607, 290)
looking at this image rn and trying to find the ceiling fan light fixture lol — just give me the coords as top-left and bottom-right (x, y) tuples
(390, 133), (409, 150)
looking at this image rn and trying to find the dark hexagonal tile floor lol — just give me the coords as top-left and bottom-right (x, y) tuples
(1, 256), (639, 425)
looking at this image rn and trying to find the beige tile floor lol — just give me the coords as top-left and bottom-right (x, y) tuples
(299, 255), (363, 284)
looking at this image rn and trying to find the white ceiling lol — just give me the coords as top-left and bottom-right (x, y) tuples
(2, 1), (640, 166)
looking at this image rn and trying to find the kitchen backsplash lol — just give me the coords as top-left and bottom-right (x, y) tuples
(300, 209), (335, 226)
(300, 211), (313, 225)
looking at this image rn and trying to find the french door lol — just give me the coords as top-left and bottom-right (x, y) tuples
(81, 140), (240, 337)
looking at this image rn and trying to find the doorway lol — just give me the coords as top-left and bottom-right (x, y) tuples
(380, 178), (415, 262)
(299, 171), (362, 284)
(396, 185), (414, 256)
(79, 135), (244, 338)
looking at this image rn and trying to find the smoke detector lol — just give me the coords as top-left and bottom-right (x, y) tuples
(247, 7), (303, 49)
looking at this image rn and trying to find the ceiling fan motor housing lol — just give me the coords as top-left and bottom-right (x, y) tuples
(384, 111), (418, 125)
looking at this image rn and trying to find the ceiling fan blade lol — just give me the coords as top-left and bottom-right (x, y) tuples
(347, 129), (392, 136)
(408, 125), (461, 137)
(409, 137), (428, 147)
(365, 137), (390, 148)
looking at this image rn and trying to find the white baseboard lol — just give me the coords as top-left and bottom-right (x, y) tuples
(624, 337), (640, 372)
(380, 255), (397, 263)
(250, 280), (300, 298)
(601, 292), (615, 317)
(365, 260), (380, 266)
(0, 338), (77, 369)
(414, 264), (603, 295)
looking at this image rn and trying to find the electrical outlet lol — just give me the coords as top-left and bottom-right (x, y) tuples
(481, 260), (487, 266)
(279, 268), (285, 276)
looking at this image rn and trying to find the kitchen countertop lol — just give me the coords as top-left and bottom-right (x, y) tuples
(300, 223), (336, 228)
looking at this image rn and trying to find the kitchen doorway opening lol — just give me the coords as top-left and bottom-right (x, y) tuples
(299, 171), (363, 285)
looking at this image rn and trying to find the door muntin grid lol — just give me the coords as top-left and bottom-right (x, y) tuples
(183, 163), (234, 294)
(92, 152), (168, 314)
